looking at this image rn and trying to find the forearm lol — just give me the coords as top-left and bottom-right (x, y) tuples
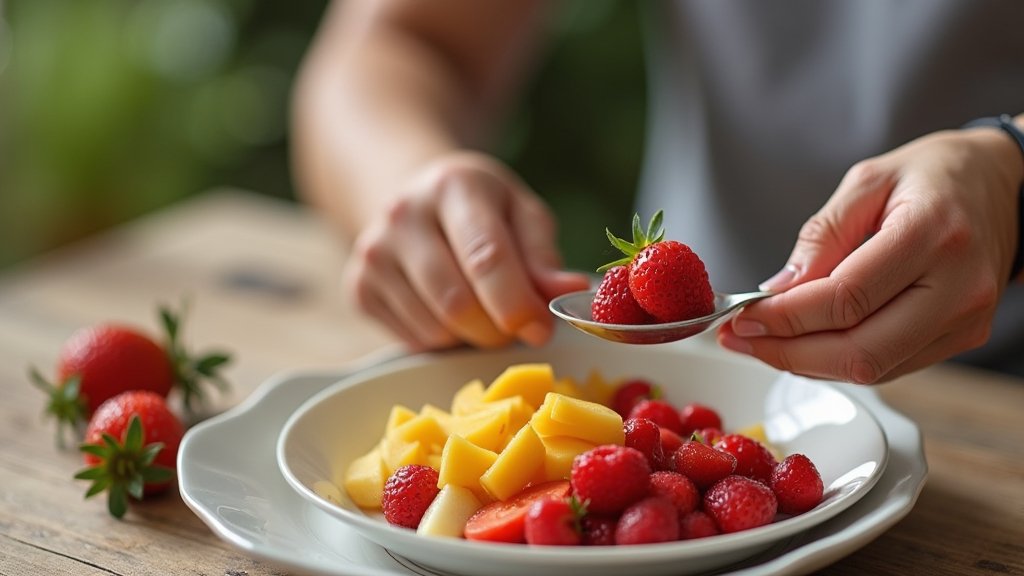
(291, 0), (545, 239)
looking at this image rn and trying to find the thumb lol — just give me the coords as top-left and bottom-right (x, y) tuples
(762, 162), (896, 292)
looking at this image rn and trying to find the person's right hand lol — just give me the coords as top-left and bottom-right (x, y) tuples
(343, 151), (590, 352)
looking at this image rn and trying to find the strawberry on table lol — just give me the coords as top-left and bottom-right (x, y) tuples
(75, 390), (184, 518)
(381, 464), (440, 529)
(596, 211), (714, 324)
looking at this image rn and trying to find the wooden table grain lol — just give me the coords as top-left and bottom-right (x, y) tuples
(1, 190), (1021, 576)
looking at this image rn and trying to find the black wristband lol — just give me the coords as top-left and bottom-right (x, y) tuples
(962, 114), (1024, 281)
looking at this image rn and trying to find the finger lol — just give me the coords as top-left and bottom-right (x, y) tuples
(358, 291), (431, 353)
(733, 203), (933, 337)
(760, 159), (897, 293)
(437, 174), (553, 347)
(719, 282), (945, 384)
(509, 191), (592, 299)
(881, 326), (989, 382)
(347, 238), (460, 349)
(392, 213), (515, 348)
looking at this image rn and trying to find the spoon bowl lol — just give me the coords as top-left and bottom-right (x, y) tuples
(548, 289), (773, 345)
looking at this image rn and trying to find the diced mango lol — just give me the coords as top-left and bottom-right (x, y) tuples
(451, 379), (486, 415)
(480, 424), (544, 501)
(539, 435), (595, 482)
(343, 447), (388, 509)
(419, 404), (453, 434)
(450, 407), (511, 453)
(552, 377), (583, 399)
(481, 395), (534, 431)
(388, 414), (449, 454)
(438, 434), (498, 501)
(381, 438), (427, 474)
(417, 484), (483, 538)
(427, 453), (442, 470)
(482, 363), (555, 409)
(385, 405), (417, 434)
(531, 393), (624, 446)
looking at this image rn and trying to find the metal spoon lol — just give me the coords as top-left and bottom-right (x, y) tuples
(548, 289), (773, 345)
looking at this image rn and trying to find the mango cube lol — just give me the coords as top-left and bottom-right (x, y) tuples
(451, 379), (486, 415)
(450, 407), (511, 453)
(482, 363), (555, 409)
(419, 404), (453, 434)
(438, 434), (498, 501)
(539, 435), (595, 482)
(385, 404), (417, 434)
(343, 447), (388, 509)
(417, 484), (483, 538)
(387, 414), (449, 454)
(530, 393), (624, 446)
(380, 438), (427, 474)
(581, 370), (615, 406)
(480, 424), (544, 501)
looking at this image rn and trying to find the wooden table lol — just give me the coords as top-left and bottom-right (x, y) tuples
(1, 190), (1021, 576)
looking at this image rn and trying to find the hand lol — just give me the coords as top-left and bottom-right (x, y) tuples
(719, 127), (1023, 383)
(343, 151), (590, 351)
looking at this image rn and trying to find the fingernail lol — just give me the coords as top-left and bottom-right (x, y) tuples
(732, 318), (766, 337)
(759, 264), (800, 292)
(719, 331), (753, 355)
(518, 321), (551, 347)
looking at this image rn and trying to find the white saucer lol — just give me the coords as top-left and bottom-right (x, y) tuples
(179, 359), (926, 576)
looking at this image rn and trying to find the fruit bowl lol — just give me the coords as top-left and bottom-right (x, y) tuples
(277, 329), (887, 576)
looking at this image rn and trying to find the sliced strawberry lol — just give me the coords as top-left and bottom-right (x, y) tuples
(464, 481), (570, 543)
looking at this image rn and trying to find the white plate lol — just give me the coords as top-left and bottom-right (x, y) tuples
(276, 333), (887, 576)
(179, 340), (927, 576)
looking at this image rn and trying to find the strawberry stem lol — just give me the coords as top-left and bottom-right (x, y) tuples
(159, 300), (232, 419)
(29, 367), (87, 448)
(597, 210), (666, 273)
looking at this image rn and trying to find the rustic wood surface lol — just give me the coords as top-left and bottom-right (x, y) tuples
(0, 190), (1021, 576)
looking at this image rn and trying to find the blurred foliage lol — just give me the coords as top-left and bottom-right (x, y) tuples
(0, 0), (644, 272)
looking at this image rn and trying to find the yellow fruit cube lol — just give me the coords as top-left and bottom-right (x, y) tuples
(531, 393), (624, 446)
(451, 379), (486, 415)
(480, 424), (544, 501)
(381, 438), (427, 474)
(417, 484), (483, 538)
(438, 434), (498, 501)
(450, 407), (511, 453)
(581, 370), (615, 407)
(482, 363), (555, 409)
(539, 435), (595, 482)
(385, 404), (417, 434)
(553, 377), (583, 399)
(388, 414), (449, 454)
(343, 447), (388, 509)
(419, 404), (453, 434)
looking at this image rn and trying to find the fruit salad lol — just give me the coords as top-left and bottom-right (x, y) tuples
(593, 210), (714, 324)
(336, 363), (824, 546)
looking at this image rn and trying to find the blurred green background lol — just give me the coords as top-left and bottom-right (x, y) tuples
(0, 0), (645, 272)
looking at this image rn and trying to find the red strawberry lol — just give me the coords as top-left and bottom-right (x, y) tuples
(465, 481), (571, 543)
(696, 426), (724, 446)
(381, 465), (440, 529)
(629, 399), (684, 434)
(679, 403), (723, 436)
(524, 496), (583, 546)
(597, 211), (714, 324)
(614, 496), (680, 545)
(611, 378), (660, 418)
(659, 427), (685, 460)
(648, 471), (699, 516)
(75, 390), (183, 518)
(581, 514), (617, 546)
(714, 434), (778, 484)
(570, 445), (651, 515)
(770, 454), (824, 515)
(678, 510), (720, 540)
(672, 439), (737, 489)
(623, 417), (665, 470)
(704, 475), (778, 534)
(592, 266), (655, 325)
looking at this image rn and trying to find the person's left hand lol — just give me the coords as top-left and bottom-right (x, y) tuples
(718, 126), (1023, 383)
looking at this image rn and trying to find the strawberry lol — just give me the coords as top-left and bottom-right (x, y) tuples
(592, 266), (655, 325)
(659, 427), (685, 461)
(678, 510), (720, 540)
(714, 434), (778, 484)
(598, 211), (714, 323)
(614, 496), (680, 545)
(611, 378), (660, 418)
(672, 438), (737, 489)
(770, 454), (824, 515)
(696, 426), (724, 447)
(703, 475), (778, 534)
(465, 481), (570, 543)
(623, 417), (664, 470)
(570, 445), (651, 515)
(31, 303), (232, 444)
(679, 403), (723, 436)
(580, 514), (617, 546)
(524, 496), (584, 546)
(74, 390), (183, 518)
(381, 464), (440, 529)
(628, 399), (684, 434)
(648, 471), (699, 517)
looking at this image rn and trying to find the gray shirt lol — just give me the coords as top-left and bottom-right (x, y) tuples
(637, 0), (1024, 374)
